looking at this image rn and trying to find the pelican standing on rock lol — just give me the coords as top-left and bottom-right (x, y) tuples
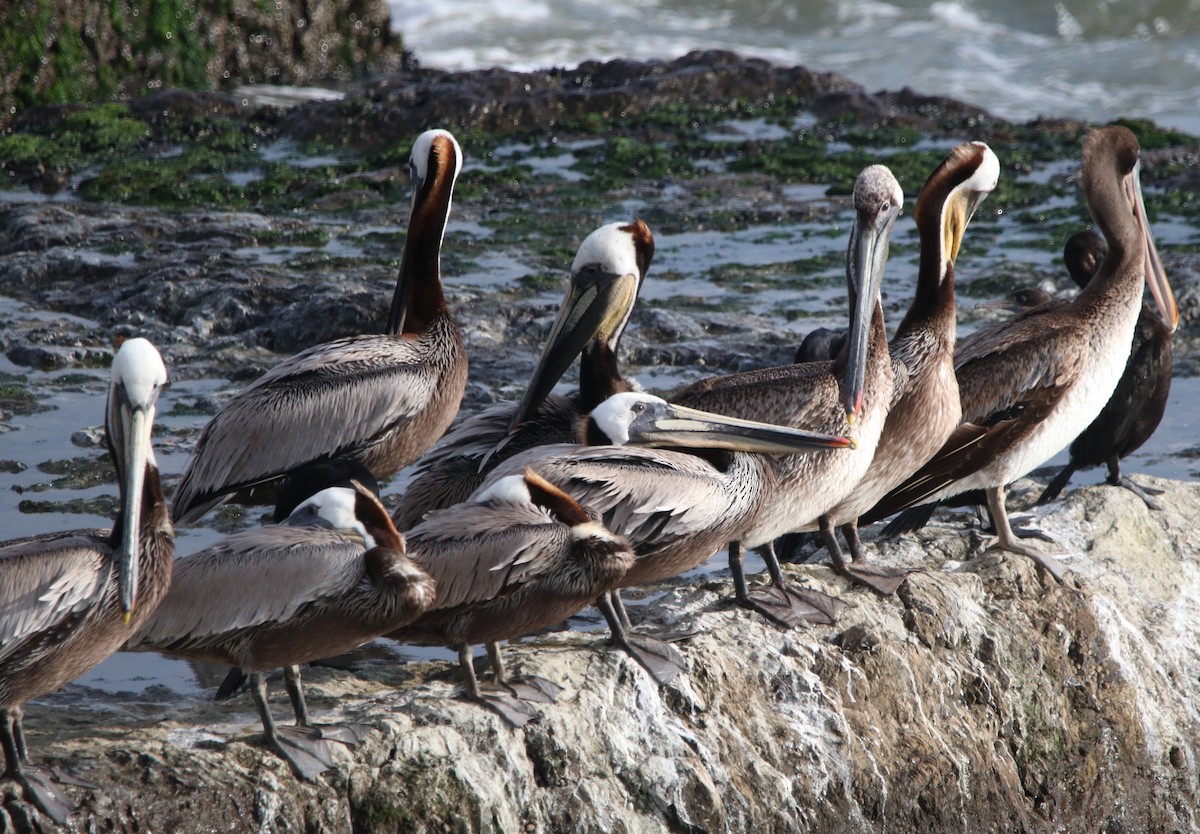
(128, 481), (436, 780)
(392, 219), (653, 529)
(667, 165), (903, 623)
(172, 128), (468, 524)
(865, 126), (1178, 581)
(1037, 229), (1174, 509)
(812, 142), (999, 595)
(1, 338), (173, 823)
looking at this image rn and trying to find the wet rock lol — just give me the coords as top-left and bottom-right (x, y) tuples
(2, 479), (1198, 833)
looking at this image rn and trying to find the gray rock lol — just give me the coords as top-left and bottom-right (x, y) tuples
(4, 478), (1199, 833)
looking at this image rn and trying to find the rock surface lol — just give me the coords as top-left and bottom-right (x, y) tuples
(0, 0), (408, 126)
(2, 478), (1199, 833)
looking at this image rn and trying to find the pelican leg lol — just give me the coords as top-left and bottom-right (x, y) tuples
(280, 665), (370, 746)
(283, 665), (311, 727)
(1106, 456), (1165, 509)
(817, 517), (906, 597)
(757, 542), (843, 625)
(250, 672), (334, 781)
(840, 521), (908, 596)
(729, 541), (811, 629)
(611, 591), (633, 630)
(596, 594), (685, 686)
(984, 488), (1069, 584)
(456, 644), (540, 728)
(483, 642), (561, 705)
(2, 707), (74, 825)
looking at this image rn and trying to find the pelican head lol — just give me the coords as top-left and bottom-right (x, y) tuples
(1084, 126), (1177, 332)
(586, 392), (855, 453)
(285, 485), (377, 549)
(107, 337), (167, 616)
(511, 219), (654, 429)
(918, 141), (999, 273)
(842, 165), (903, 419)
(409, 128), (464, 214)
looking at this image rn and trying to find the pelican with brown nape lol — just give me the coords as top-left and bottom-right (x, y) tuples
(172, 128), (468, 524)
(864, 125), (1178, 581)
(392, 218), (653, 529)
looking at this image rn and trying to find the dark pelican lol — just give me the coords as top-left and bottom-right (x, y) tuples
(811, 142), (999, 595)
(1037, 228), (1174, 509)
(1, 338), (173, 823)
(666, 165), (902, 623)
(172, 128), (469, 524)
(480, 390), (856, 678)
(392, 219), (653, 529)
(388, 467), (635, 727)
(128, 481), (436, 779)
(865, 126), (1178, 581)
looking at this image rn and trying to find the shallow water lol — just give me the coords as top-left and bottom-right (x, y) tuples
(389, 0), (1200, 134)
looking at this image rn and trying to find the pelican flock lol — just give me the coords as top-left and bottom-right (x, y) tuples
(0, 121), (1182, 821)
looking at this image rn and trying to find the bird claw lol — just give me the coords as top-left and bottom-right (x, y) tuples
(1114, 475), (1165, 510)
(741, 584), (843, 628)
(835, 562), (909, 597)
(310, 722), (373, 745)
(500, 676), (562, 704)
(468, 688), (542, 728)
(611, 633), (687, 686)
(985, 540), (1070, 585)
(272, 726), (338, 781)
(14, 767), (76, 825)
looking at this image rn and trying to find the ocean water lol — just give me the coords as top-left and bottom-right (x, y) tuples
(388, 0), (1200, 134)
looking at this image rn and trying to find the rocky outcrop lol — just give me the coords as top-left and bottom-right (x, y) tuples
(0, 0), (408, 127)
(3, 477), (1198, 833)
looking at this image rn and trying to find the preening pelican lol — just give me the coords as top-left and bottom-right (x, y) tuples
(392, 218), (653, 529)
(172, 128), (469, 524)
(668, 165), (902, 623)
(129, 481), (435, 779)
(865, 126), (1178, 581)
(1, 338), (172, 823)
(389, 467), (635, 727)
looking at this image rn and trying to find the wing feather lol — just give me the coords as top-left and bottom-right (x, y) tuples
(0, 531), (110, 664)
(128, 526), (367, 652)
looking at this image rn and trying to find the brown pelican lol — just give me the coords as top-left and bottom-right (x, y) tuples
(1037, 228), (1174, 508)
(666, 165), (902, 623)
(810, 142), (999, 596)
(128, 481), (436, 779)
(865, 126), (1178, 581)
(392, 218), (653, 529)
(1, 338), (173, 823)
(480, 390), (856, 688)
(388, 467), (635, 727)
(172, 128), (469, 524)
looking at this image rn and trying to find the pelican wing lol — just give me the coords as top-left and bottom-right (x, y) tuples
(0, 531), (111, 665)
(671, 361), (845, 431)
(394, 393), (585, 528)
(127, 526), (367, 652)
(405, 499), (574, 610)
(174, 333), (445, 521)
(486, 445), (734, 551)
(864, 316), (1084, 520)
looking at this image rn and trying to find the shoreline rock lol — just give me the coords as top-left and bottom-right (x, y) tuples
(2, 477), (1198, 833)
